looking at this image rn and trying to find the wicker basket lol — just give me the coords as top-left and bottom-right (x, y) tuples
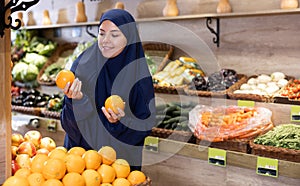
(227, 75), (294, 103)
(134, 177), (152, 186)
(40, 109), (61, 119)
(143, 42), (189, 94)
(37, 42), (78, 86)
(150, 127), (195, 143)
(153, 84), (187, 94)
(249, 140), (300, 163)
(11, 105), (42, 116)
(184, 74), (247, 98)
(143, 42), (174, 72)
(196, 138), (250, 153)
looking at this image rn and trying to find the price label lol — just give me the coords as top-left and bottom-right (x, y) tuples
(144, 136), (159, 152)
(237, 100), (255, 107)
(290, 105), (300, 122)
(208, 148), (226, 167)
(256, 156), (278, 177)
(47, 119), (57, 132)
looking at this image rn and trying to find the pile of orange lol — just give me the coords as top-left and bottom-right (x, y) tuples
(3, 145), (148, 186)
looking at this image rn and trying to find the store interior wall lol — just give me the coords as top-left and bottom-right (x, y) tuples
(10, 0), (300, 78)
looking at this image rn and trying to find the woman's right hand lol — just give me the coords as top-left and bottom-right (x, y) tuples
(63, 78), (83, 100)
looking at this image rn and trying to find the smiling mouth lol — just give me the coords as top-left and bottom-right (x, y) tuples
(102, 46), (113, 50)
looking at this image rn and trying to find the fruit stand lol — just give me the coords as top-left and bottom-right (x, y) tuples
(1, 0), (300, 185)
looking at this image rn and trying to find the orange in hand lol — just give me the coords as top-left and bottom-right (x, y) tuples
(55, 70), (75, 89)
(104, 95), (125, 114)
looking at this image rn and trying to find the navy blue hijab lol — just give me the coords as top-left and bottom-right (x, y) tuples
(60, 9), (156, 169)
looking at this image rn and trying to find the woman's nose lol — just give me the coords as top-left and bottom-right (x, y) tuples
(102, 34), (111, 43)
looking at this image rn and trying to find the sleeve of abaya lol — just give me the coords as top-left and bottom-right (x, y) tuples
(60, 94), (94, 142)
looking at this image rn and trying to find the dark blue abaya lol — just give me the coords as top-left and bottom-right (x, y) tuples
(60, 9), (156, 170)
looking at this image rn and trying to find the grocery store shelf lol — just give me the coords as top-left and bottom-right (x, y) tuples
(20, 8), (300, 30)
(146, 138), (300, 179)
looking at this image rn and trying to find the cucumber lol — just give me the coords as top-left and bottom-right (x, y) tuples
(164, 123), (173, 129)
(171, 122), (179, 130)
(171, 110), (181, 117)
(155, 115), (171, 123)
(156, 103), (167, 111)
(163, 116), (188, 125)
(163, 105), (180, 115)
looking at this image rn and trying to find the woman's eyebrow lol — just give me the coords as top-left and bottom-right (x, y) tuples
(99, 29), (121, 33)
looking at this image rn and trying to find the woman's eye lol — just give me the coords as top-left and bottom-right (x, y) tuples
(99, 32), (105, 36)
(112, 34), (120, 38)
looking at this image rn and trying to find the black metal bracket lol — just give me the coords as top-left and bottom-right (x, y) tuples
(86, 25), (97, 38)
(206, 17), (220, 47)
(0, 0), (40, 38)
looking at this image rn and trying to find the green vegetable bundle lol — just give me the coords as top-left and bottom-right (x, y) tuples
(254, 124), (300, 150)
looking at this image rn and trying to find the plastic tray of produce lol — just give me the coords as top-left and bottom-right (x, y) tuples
(227, 74), (294, 103)
(37, 42), (78, 86)
(184, 72), (247, 98)
(189, 105), (274, 153)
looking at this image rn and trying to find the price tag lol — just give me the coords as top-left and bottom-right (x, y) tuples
(47, 119), (57, 132)
(256, 157), (278, 177)
(237, 100), (255, 107)
(290, 105), (300, 122)
(144, 136), (159, 152)
(208, 148), (226, 167)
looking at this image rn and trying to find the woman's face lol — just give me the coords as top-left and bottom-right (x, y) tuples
(98, 20), (127, 58)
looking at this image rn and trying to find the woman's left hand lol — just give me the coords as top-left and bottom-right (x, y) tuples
(101, 107), (125, 123)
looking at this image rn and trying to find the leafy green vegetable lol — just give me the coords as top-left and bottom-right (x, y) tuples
(22, 63), (39, 81)
(12, 62), (28, 81)
(12, 29), (38, 49)
(12, 62), (39, 82)
(29, 36), (57, 56)
(22, 53), (48, 69)
(145, 54), (157, 75)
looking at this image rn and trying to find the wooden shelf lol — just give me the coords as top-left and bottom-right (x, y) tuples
(21, 8), (300, 30)
(148, 138), (300, 179)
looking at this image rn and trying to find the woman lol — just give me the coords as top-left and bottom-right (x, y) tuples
(60, 9), (156, 171)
